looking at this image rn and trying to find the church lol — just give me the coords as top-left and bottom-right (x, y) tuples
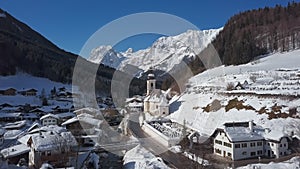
(143, 68), (170, 117)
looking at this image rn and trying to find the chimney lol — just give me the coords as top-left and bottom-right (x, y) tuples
(249, 120), (254, 132)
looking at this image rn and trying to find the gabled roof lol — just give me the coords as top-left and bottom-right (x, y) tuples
(61, 113), (103, 127)
(40, 113), (59, 120)
(144, 89), (169, 105)
(212, 121), (287, 143)
(28, 130), (77, 151)
(1, 144), (30, 158)
(19, 125), (76, 151)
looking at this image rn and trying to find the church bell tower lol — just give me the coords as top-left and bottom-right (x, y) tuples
(146, 67), (156, 96)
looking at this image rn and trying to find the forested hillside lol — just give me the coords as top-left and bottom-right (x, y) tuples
(0, 8), (145, 95)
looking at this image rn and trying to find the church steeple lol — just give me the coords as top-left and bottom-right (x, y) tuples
(146, 67), (156, 95)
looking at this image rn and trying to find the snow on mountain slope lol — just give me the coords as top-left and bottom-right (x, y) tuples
(168, 50), (300, 140)
(0, 73), (70, 93)
(0, 73), (72, 105)
(88, 28), (222, 72)
(89, 45), (126, 68)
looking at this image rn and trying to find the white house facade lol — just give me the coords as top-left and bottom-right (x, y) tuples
(212, 121), (290, 160)
(126, 96), (143, 112)
(40, 114), (59, 126)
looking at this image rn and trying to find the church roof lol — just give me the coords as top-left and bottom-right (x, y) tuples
(144, 89), (168, 105)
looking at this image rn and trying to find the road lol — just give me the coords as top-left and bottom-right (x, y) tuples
(128, 112), (205, 169)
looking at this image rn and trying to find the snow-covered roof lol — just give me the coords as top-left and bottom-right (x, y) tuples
(0, 113), (21, 118)
(30, 106), (53, 113)
(40, 113), (59, 120)
(18, 125), (76, 151)
(1, 144), (30, 158)
(144, 89), (169, 106)
(61, 113), (103, 127)
(126, 97), (143, 103)
(128, 102), (143, 107)
(224, 126), (264, 142)
(27, 122), (41, 132)
(0, 106), (21, 111)
(28, 125), (67, 134)
(3, 120), (26, 129)
(216, 121), (288, 142)
(29, 130), (77, 151)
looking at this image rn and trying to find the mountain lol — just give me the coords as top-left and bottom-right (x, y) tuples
(88, 28), (222, 73)
(89, 45), (126, 69)
(195, 2), (300, 68)
(0, 8), (145, 96)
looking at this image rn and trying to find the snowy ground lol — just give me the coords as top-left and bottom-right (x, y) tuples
(0, 73), (70, 94)
(123, 145), (170, 169)
(237, 156), (300, 169)
(169, 50), (300, 139)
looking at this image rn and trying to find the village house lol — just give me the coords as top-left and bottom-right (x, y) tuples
(61, 113), (103, 146)
(40, 114), (60, 126)
(125, 95), (144, 112)
(0, 144), (30, 165)
(0, 88), (17, 96)
(19, 125), (77, 168)
(18, 88), (38, 96)
(29, 106), (54, 117)
(144, 68), (170, 117)
(0, 113), (22, 122)
(212, 121), (291, 160)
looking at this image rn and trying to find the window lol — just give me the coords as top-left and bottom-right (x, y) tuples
(284, 144), (286, 147)
(280, 152), (282, 155)
(271, 143), (274, 146)
(242, 151), (247, 155)
(257, 150), (263, 155)
(224, 142), (232, 148)
(215, 148), (221, 154)
(235, 144), (240, 148)
(251, 152), (256, 156)
(250, 142), (256, 147)
(257, 142), (263, 146)
(227, 152), (232, 157)
(46, 151), (51, 156)
(215, 140), (222, 145)
(280, 144), (282, 147)
(242, 143), (247, 148)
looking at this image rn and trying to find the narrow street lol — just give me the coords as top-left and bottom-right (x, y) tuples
(127, 112), (205, 169)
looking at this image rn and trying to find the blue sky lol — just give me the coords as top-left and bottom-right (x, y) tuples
(0, 0), (298, 55)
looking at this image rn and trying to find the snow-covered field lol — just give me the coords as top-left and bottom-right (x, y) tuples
(0, 73), (72, 106)
(169, 50), (300, 139)
(0, 73), (70, 94)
